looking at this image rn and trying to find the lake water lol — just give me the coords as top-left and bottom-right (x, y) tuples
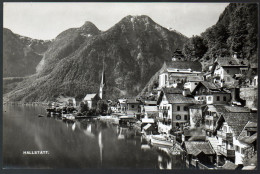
(3, 104), (186, 169)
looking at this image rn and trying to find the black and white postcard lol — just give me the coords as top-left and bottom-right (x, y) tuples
(2, 1), (258, 171)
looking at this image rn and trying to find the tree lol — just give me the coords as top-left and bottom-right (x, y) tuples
(79, 102), (89, 113)
(97, 100), (108, 115)
(192, 110), (202, 127)
(182, 35), (208, 60)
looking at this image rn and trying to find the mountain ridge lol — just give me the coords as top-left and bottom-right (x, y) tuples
(4, 15), (188, 102)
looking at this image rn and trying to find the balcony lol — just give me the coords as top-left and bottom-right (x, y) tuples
(217, 145), (235, 157)
(217, 131), (233, 142)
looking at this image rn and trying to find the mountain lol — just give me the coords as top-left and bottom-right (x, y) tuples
(4, 15), (188, 102)
(3, 28), (51, 77)
(139, 3), (258, 97)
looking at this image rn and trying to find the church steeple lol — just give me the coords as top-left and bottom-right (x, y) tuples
(99, 58), (105, 99)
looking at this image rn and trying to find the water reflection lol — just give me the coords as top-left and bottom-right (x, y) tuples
(3, 104), (186, 169)
(98, 131), (103, 164)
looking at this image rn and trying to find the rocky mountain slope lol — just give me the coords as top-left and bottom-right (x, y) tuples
(3, 28), (51, 77)
(5, 15), (188, 102)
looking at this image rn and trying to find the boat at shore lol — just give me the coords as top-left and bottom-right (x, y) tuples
(150, 135), (174, 147)
(62, 114), (75, 121)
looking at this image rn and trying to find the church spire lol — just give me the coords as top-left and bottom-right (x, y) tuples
(99, 58), (105, 99)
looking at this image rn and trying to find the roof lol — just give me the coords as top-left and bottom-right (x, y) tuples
(127, 98), (141, 104)
(143, 124), (152, 130)
(83, 94), (98, 101)
(239, 133), (257, 144)
(143, 106), (158, 112)
(162, 87), (183, 94)
(243, 154), (257, 167)
(238, 121), (257, 144)
(207, 105), (251, 114)
(207, 137), (220, 155)
(118, 99), (127, 103)
(224, 106), (251, 113)
(165, 93), (198, 104)
(141, 118), (155, 123)
(222, 113), (257, 138)
(191, 81), (224, 95)
(201, 81), (221, 90)
(222, 161), (238, 170)
(188, 104), (207, 109)
(144, 100), (157, 105)
(242, 166), (256, 170)
(215, 57), (249, 67)
(186, 76), (204, 82)
(165, 61), (202, 72)
(147, 112), (159, 118)
(184, 141), (215, 156)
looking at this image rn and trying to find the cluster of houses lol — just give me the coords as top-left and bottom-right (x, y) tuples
(49, 49), (257, 170)
(114, 51), (258, 170)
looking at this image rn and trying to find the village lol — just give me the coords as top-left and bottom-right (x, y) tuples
(40, 48), (258, 170)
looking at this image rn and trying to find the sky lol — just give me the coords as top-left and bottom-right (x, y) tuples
(3, 2), (229, 40)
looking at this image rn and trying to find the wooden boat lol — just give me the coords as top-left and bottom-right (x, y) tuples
(150, 135), (174, 147)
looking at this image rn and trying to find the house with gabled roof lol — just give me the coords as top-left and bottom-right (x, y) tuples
(191, 81), (231, 104)
(158, 60), (202, 89)
(157, 87), (183, 133)
(157, 87), (198, 132)
(204, 105), (250, 137)
(83, 93), (100, 109)
(126, 98), (142, 115)
(234, 121), (257, 166)
(211, 54), (249, 87)
(184, 75), (204, 92)
(183, 141), (216, 169)
(214, 112), (257, 165)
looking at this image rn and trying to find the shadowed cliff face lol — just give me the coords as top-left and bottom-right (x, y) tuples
(3, 28), (51, 77)
(5, 15), (188, 102)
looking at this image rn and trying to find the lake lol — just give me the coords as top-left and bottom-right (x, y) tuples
(3, 104), (186, 169)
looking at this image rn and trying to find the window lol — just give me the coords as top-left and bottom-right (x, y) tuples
(176, 115), (181, 120)
(131, 105), (135, 108)
(236, 146), (240, 153)
(168, 106), (170, 110)
(184, 115), (188, 120)
(177, 106), (180, 111)
(241, 148), (245, 154)
(223, 96), (227, 101)
(217, 96), (220, 101)
(223, 126), (227, 133)
(227, 70), (229, 73)
(184, 106), (188, 111)
(208, 96), (212, 101)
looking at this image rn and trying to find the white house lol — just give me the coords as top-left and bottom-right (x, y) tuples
(211, 54), (248, 87)
(158, 61), (202, 89)
(191, 81), (231, 105)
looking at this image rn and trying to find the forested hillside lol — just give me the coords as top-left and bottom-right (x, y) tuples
(182, 3), (258, 72)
